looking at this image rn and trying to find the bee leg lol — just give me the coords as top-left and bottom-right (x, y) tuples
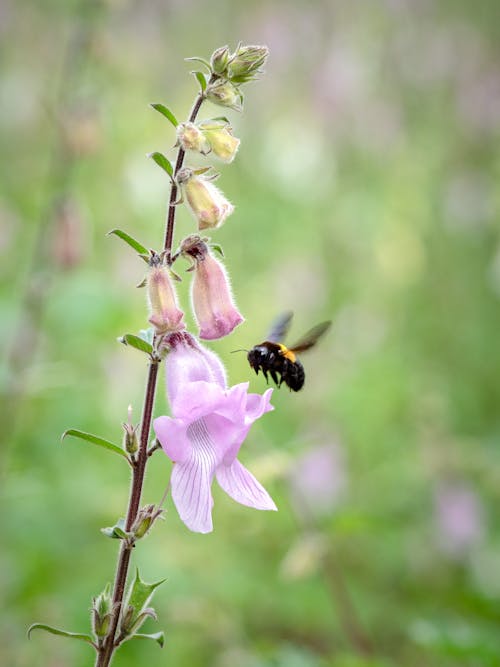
(262, 368), (269, 383)
(270, 369), (279, 386)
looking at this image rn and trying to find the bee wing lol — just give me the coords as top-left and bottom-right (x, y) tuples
(267, 311), (294, 343)
(289, 321), (332, 353)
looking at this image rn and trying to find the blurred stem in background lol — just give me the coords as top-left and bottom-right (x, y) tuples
(0, 0), (104, 466)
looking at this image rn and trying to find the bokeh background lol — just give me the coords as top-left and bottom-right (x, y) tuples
(2, 0), (500, 665)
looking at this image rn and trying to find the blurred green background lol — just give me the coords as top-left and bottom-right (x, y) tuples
(2, 0), (500, 665)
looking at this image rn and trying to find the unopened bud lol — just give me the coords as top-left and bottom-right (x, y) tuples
(131, 503), (162, 539)
(199, 121), (240, 163)
(120, 605), (135, 634)
(92, 584), (112, 638)
(177, 168), (234, 230)
(210, 45), (231, 75)
(181, 235), (243, 340)
(227, 45), (269, 82)
(176, 122), (209, 154)
(205, 80), (243, 112)
(122, 405), (139, 455)
(147, 256), (185, 334)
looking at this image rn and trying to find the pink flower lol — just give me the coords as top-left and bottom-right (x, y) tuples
(153, 332), (276, 533)
(434, 483), (484, 558)
(181, 235), (243, 340)
(147, 263), (185, 334)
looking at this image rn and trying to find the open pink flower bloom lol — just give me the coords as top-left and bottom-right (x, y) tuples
(153, 332), (276, 533)
(181, 235), (243, 340)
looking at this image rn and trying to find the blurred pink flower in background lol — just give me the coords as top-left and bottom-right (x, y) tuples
(289, 442), (347, 520)
(434, 483), (484, 558)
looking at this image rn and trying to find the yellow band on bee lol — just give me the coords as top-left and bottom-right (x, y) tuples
(278, 343), (296, 363)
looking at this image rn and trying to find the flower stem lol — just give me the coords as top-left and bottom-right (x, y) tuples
(95, 80), (209, 667)
(164, 75), (216, 260)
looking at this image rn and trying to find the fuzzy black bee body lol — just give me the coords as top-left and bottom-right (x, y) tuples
(247, 313), (331, 392)
(247, 343), (305, 391)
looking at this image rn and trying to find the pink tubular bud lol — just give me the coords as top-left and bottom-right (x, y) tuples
(199, 120), (240, 163)
(177, 168), (234, 230)
(181, 235), (243, 340)
(176, 122), (210, 154)
(147, 262), (185, 334)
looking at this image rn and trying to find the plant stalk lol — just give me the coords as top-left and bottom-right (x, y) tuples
(95, 80), (209, 667)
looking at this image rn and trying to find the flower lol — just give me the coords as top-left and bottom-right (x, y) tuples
(434, 482), (484, 558)
(199, 120), (240, 163)
(176, 122), (209, 154)
(177, 167), (234, 230)
(147, 258), (185, 334)
(153, 332), (276, 533)
(181, 235), (243, 340)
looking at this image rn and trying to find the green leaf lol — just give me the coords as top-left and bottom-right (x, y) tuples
(192, 71), (207, 92)
(148, 152), (173, 178)
(61, 429), (128, 460)
(27, 623), (95, 646)
(211, 116), (231, 124)
(149, 103), (178, 128)
(185, 56), (211, 72)
(125, 569), (166, 625)
(101, 518), (129, 539)
(210, 243), (224, 258)
(107, 229), (149, 256)
(118, 334), (153, 356)
(132, 631), (165, 648)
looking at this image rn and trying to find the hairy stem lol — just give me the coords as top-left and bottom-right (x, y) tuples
(95, 81), (208, 667)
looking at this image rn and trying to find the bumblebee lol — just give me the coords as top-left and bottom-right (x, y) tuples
(247, 312), (331, 392)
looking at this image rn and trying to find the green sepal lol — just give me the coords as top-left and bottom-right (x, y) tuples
(185, 56), (211, 72)
(27, 623), (95, 646)
(101, 518), (129, 540)
(148, 152), (173, 178)
(132, 631), (165, 648)
(61, 429), (128, 460)
(192, 71), (207, 92)
(107, 229), (149, 256)
(149, 103), (178, 128)
(210, 116), (231, 124)
(210, 243), (224, 258)
(118, 334), (153, 356)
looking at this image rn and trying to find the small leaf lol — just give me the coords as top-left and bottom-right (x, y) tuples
(192, 71), (207, 92)
(211, 116), (231, 124)
(133, 631), (165, 648)
(149, 103), (178, 128)
(118, 334), (153, 356)
(28, 623), (94, 646)
(101, 518), (129, 540)
(107, 229), (149, 256)
(125, 569), (166, 625)
(185, 56), (211, 72)
(61, 429), (128, 460)
(210, 243), (224, 258)
(148, 152), (173, 178)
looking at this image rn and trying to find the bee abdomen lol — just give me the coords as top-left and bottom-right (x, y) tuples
(284, 360), (305, 392)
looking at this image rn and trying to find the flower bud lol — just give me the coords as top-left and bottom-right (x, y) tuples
(227, 45), (269, 82)
(199, 120), (240, 163)
(131, 503), (163, 539)
(122, 405), (138, 455)
(176, 122), (210, 154)
(92, 584), (113, 638)
(147, 258), (185, 334)
(181, 235), (244, 340)
(177, 168), (234, 230)
(205, 80), (243, 112)
(210, 45), (231, 75)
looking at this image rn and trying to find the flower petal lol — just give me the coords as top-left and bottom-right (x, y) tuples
(245, 387), (274, 423)
(216, 458), (277, 511)
(170, 380), (227, 421)
(170, 419), (219, 533)
(153, 415), (190, 463)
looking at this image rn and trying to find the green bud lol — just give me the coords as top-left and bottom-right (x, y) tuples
(131, 504), (163, 539)
(210, 45), (230, 76)
(92, 584), (113, 638)
(205, 80), (243, 112)
(122, 405), (138, 454)
(227, 44), (268, 81)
